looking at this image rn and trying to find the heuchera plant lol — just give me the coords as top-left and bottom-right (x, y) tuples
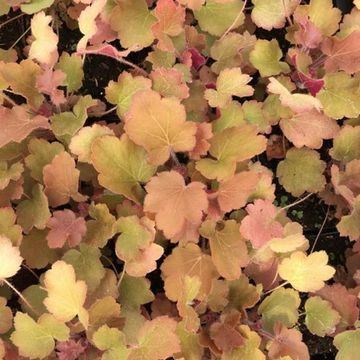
(0, 0), (360, 358)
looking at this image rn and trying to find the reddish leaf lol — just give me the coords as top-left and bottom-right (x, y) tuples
(322, 31), (360, 74)
(240, 199), (283, 249)
(46, 210), (87, 249)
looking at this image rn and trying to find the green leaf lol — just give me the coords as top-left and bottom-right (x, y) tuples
(63, 244), (106, 293)
(0, 207), (22, 246)
(194, 0), (245, 36)
(91, 135), (157, 203)
(109, 0), (156, 50)
(10, 312), (69, 359)
(25, 138), (64, 182)
(330, 125), (360, 163)
(305, 296), (341, 337)
(16, 184), (51, 232)
(337, 195), (360, 240)
(276, 147), (326, 196)
(316, 72), (360, 119)
(334, 329), (360, 360)
(55, 52), (84, 92)
(92, 325), (130, 360)
(51, 95), (97, 144)
(258, 288), (300, 332)
(105, 72), (152, 118)
(84, 203), (116, 248)
(249, 39), (290, 77)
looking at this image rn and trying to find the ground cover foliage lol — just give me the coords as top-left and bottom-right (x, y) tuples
(0, 0), (359, 359)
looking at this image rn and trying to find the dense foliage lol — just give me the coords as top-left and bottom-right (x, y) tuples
(0, 0), (359, 359)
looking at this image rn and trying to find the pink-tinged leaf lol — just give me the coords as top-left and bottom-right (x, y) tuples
(217, 171), (260, 213)
(280, 109), (339, 149)
(0, 106), (49, 149)
(56, 338), (88, 360)
(43, 152), (87, 207)
(267, 77), (322, 112)
(47, 210), (86, 249)
(89, 18), (117, 45)
(29, 11), (59, 66)
(209, 312), (245, 352)
(150, 67), (189, 99)
(126, 243), (164, 277)
(268, 322), (310, 360)
(316, 284), (360, 331)
(144, 171), (208, 243)
(189, 122), (213, 160)
(151, 0), (185, 52)
(77, 0), (107, 50)
(293, 13), (322, 49)
(36, 68), (66, 107)
(240, 199), (283, 249)
(322, 31), (360, 74)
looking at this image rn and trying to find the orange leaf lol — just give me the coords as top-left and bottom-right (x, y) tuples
(144, 171), (208, 243)
(43, 152), (87, 207)
(124, 90), (197, 165)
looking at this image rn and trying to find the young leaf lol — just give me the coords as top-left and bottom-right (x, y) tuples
(10, 312), (69, 360)
(43, 261), (88, 325)
(249, 40), (290, 77)
(91, 134), (157, 203)
(240, 199), (283, 249)
(276, 147), (326, 197)
(144, 171), (208, 242)
(46, 209), (86, 249)
(0, 236), (23, 279)
(0, 161), (23, 190)
(92, 325), (130, 360)
(129, 316), (181, 360)
(43, 151), (87, 207)
(304, 296), (340, 337)
(200, 220), (249, 280)
(124, 90), (197, 165)
(29, 11), (58, 66)
(278, 251), (335, 292)
(205, 67), (253, 108)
